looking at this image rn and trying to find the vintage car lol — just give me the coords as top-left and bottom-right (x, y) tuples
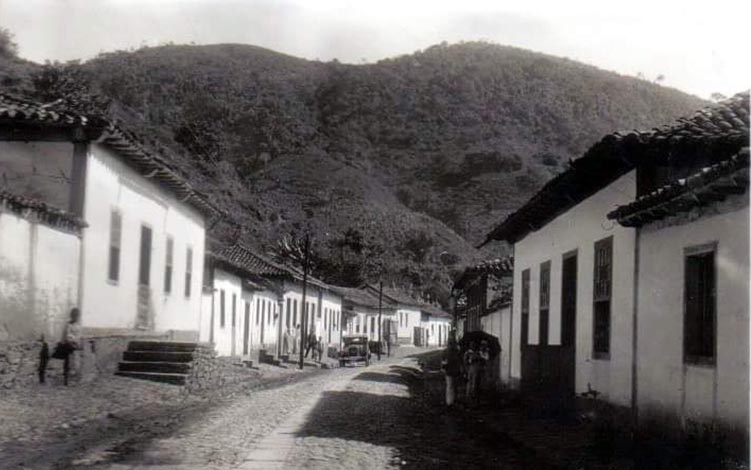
(339, 335), (371, 367)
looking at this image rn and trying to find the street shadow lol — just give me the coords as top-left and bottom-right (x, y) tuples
(295, 364), (559, 470)
(351, 371), (405, 385)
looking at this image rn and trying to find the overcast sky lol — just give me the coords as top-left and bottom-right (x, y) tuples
(1, 0), (748, 99)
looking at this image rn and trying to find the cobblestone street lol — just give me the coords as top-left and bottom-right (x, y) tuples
(1, 348), (552, 470)
(3, 348), (743, 470)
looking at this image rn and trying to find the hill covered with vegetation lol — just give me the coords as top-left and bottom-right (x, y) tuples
(0, 40), (706, 299)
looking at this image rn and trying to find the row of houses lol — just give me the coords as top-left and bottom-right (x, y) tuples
(454, 92), (749, 447)
(0, 92), (450, 381)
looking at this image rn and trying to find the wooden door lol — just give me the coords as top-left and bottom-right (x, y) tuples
(561, 251), (577, 347)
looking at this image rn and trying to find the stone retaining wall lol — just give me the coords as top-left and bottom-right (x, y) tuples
(1, 333), (171, 388)
(185, 347), (258, 396)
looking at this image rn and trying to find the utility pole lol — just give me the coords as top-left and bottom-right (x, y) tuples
(377, 280), (383, 361)
(298, 234), (310, 370)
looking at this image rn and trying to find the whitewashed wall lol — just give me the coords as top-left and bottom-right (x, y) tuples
(426, 318), (451, 346)
(80, 144), (206, 338)
(396, 307), (421, 344)
(0, 212), (80, 342)
(480, 305), (513, 387)
(636, 198), (749, 433)
(511, 171), (637, 406)
(282, 283), (342, 348)
(209, 270), (243, 356)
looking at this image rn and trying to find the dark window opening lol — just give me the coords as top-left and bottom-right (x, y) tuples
(593, 237), (613, 359)
(219, 290), (226, 328)
(521, 269), (530, 346)
(684, 247), (716, 365)
(164, 236), (173, 293)
(138, 225), (152, 286)
(108, 210), (122, 282)
(184, 247), (193, 297)
(539, 261), (551, 346)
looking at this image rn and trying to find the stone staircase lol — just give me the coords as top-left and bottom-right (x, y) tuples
(115, 340), (198, 385)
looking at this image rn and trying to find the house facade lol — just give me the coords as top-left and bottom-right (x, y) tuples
(606, 96), (749, 443)
(482, 93), (749, 441)
(421, 307), (451, 347)
(202, 243), (343, 358)
(333, 285), (397, 343)
(0, 94), (220, 343)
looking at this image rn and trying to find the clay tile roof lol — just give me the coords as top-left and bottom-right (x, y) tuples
(0, 94), (90, 127)
(420, 303), (452, 319)
(482, 92), (749, 245)
(209, 242), (332, 292)
(608, 147), (749, 227)
(0, 92), (222, 218)
(0, 189), (87, 233)
(330, 286), (390, 310)
(453, 256), (514, 291)
(370, 285), (422, 308)
(213, 243), (292, 278)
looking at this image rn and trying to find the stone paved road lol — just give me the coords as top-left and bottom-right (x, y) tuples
(4, 348), (560, 469)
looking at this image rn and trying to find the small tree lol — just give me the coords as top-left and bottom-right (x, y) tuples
(0, 28), (17, 59)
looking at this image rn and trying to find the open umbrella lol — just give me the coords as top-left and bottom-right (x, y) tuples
(459, 330), (501, 358)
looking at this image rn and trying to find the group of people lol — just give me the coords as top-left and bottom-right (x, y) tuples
(441, 336), (491, 407)
(281, 326), (325, 362)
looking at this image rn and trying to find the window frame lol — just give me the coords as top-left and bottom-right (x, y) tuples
(219, 289), (226, 328)
(108, 209), (122, 283)
(184, 246), (193, 298)
(592, 236), (613, 360)
(683, 242), (717, 367)
(138, 224), (153, 287)
(164, 236), (174, 294)
(539, 260), (551, 346)
(521, 268), (531, 345)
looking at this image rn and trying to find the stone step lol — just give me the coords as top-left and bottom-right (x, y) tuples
(123, 351), (194, 363)
(114, 371), (187, 385)
(127, 341), (199, 353)
(118, 361), (191, 374)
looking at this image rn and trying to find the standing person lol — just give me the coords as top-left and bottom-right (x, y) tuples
(441, 337), (462, 407)
(291, 325), (300, 355)
(305, 329), (317, 359)
(477, 340), (491, 401)
(282, 327), (290, 356)
(62, 308), (82, 386)
(316, 336), (324, 362)
(464, 340), (481, 404)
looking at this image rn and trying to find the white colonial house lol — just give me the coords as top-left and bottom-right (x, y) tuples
(482, 93), (749, 444)
(606, 94), (748, 447)
(332, 285), (397, 344)
(420, 304), (452, 348)
(0, 93), (221, 345)
(201, 243), (343, 358)
(371, 286), (423, 346)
